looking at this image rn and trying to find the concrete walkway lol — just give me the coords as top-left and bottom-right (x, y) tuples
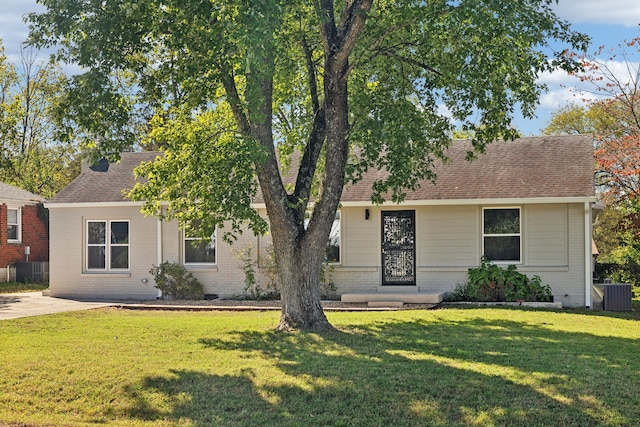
(0, 292), (115, 320)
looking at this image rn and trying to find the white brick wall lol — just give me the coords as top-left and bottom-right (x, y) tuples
(48, 202), (591, 306)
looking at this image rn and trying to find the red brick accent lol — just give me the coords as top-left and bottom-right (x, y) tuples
(0, 203), (49, 266)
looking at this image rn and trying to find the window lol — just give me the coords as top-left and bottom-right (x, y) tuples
(87, 220), (129, 270)
(305, 210), (341, 263)
(184, 229), (216, 264)
(7, 208), (20, 241)
(326, 211), (341, 263)
(483, 208), (521, 262)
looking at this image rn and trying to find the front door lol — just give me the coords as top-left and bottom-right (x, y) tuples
(381, 210), (416, 285)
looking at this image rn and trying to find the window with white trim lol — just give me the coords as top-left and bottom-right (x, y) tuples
(87, 220), (130, 270)
(304, 210), (341, 263)
(326, 211), (341, 263)
(483, 207), (521, 263)
(184, 228), (216, 264)
(7, 208), (20, 241)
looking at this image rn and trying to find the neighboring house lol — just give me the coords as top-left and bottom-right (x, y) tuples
(0, 182), (49, 282)
(45, 135), (597, 307)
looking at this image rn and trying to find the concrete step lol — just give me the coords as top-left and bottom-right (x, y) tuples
(368, 301), (405, 308)
(341, 291), (445, 304)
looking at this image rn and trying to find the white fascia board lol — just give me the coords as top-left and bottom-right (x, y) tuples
(252, 197), (596, 209)
(47, 196), (596, 210)
(44, 201), (151, 209)
(1, 197), (43, 205)
(337, 197), (597, 207)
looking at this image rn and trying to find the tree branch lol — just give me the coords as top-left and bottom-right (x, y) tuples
(346, 18), (417, 75)
(377, 48), (443, 76)
(333, 0), (373, 71)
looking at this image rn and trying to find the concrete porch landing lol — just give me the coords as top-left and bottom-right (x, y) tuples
(341, 290), (445, 304)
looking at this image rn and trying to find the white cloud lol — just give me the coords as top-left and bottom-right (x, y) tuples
(0, 1), (48, 62)
(553, 0), (640, 27)
(536, 54), (640, 111)
(539, 88), (598, 110)
(537, 68), (575, 86)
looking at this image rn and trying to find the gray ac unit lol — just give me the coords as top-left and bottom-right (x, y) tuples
(603, 284), (633, 311)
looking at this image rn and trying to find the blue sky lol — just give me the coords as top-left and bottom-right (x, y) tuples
(1, 0), (639, 136)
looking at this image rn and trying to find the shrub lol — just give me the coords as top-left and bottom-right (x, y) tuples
(233, 244), (337, 300)
(150, 262), (204, 300)
(449, 257), (553, 302)
(233, 245), (280, 300)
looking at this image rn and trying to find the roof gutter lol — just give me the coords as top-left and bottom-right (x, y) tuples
(46, 197), (597, 211)
(252, 196), (597, 210)
(44, 201), (150, 209)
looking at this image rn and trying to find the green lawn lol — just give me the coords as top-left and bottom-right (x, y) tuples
(0, 307), (638, 426)
(0, 281), (48, 293)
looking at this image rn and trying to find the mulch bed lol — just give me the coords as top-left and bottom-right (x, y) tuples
(124, 299), (440, 311)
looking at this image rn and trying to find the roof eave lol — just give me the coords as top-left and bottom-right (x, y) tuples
(251, 196), (597, 209)
(45, 201), (148, 209)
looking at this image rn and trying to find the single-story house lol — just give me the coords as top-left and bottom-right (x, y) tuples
(45, 135), (597, 307)
(1, 182), (49, 282)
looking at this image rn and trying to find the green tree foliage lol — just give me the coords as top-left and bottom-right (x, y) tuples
(28, 0), (588, 330)
(543, 38), (640, 205)
(542, 103), (614, 135)
(0, 41), (79, 198)
(543, 39), (640, 270)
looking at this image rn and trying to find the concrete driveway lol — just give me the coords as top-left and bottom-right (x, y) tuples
(0, 292), (115, 320)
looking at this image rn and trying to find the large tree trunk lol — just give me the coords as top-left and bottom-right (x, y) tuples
(269, 0), (372, 331)
(239, 0), (372, 332)
(274, 235), (335, 331)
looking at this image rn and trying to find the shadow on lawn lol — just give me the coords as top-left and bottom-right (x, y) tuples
(126, 315), (639, 426)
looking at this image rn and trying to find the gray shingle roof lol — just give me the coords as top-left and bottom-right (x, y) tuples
(48, 135), (595, 205)
(0, 182), (43, 203)
(49, 151), (162, 203)
(341, 135), (595, 202)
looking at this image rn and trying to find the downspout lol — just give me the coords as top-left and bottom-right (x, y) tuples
(156, 214), (163, 299)
(584, 202), (592, 308)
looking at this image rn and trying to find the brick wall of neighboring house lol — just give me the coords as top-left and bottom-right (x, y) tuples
(0, 203), (49, 267)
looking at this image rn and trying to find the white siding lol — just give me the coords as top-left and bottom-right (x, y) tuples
(524, 204), (568, 266)
(418, 205), (479, 267)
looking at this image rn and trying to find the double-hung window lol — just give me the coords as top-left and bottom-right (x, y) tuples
(87, 220), (130, 270)
(7, 208), (20, 242)
(483, 207), (521, 263)
(184, 229), (216, 264)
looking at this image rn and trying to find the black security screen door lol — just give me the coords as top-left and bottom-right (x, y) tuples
(382, 210), (416, 285)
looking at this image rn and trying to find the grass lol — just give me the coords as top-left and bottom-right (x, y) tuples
(0, 281), (48, 293)
(0, 307), (639, 426)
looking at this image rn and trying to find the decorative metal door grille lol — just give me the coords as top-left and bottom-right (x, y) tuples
(381, 210), (416, 285)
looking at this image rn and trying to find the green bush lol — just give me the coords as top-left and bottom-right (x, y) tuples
(150, 262), (204, 300)
(233, 245), (280, 300)
(449, 257), (553, 302)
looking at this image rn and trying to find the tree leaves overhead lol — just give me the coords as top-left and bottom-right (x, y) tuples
(130, 106), (268, 242)
(26, 0), (590, 218)
(28, 0), (588, 330)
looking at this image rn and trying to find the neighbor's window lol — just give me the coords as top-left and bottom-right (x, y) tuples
(483, 208), (521, 263)
(184, 228), (216, 264)
(7, 208), (20, 241)
(305, 210), (341, 264)
(87, 220), (130, 270)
